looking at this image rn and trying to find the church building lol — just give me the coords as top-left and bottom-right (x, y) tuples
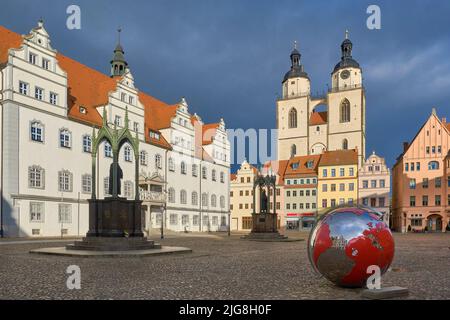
(276, 31), (366, 167)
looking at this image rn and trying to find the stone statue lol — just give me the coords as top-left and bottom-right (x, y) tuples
(261, 189), (268, 213)
(108, 162), (123, 196)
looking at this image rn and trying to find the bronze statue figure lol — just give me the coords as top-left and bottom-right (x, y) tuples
(260, 189), (268, 213)
(109, 162), (123, 196)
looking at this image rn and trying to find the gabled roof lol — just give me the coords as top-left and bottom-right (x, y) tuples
(0, 24), (177, 150)
(394, 110), (449, 167)
(309, 111), (327, 125)
(284, 154), (321, 178)
(202, 123), (220, 145)
(0, 26), (23, 66)
(318, 149), (358, 166)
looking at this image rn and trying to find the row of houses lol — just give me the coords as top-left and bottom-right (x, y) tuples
(230, 149), (390, 231)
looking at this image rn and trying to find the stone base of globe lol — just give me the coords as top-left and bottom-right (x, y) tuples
(308, 206), (395, 288)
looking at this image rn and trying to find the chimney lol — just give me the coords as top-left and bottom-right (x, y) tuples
(442, 117), (447, 125)
(403, 142), (409, 152)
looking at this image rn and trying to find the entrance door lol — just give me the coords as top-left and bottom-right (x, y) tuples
(436, 218), (442, 232)
(232, 218), (238, 231)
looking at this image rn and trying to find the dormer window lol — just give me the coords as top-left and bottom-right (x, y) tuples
(306, 160), (314, 168)
(79, 106), (86, 114)
(29, 52), (37, 65)
(292, 163), (299, 169)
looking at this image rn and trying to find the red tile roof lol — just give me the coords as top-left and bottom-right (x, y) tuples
(318, 149), (358, 166)
(284, 154), (321, 178)
(309, 111), (327, 125)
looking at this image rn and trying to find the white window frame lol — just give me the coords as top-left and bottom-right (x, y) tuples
(58, 204), (72, 223)
(58, 170), (73, 192)
(82, 135), (92, 153)
(30, 121), (44, 142)
(30, 202), (44, 222)
(104, 142), (113, 158)
(124, 145), (132, 162)
(59, 129), (72, 148)
(19, 81), (29, 95)
(81, 174), (92, 194)
(28, 165), (45, 189)
(49, 92), (58, 105)
(35, 87), (44, 100)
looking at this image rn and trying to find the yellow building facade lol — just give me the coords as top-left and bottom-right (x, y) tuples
(318, 150), (359, 212)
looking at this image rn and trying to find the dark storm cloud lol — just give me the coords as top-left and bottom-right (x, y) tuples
(1, 0), (449, 170)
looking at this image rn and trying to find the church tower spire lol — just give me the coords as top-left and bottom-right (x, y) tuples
(110, 28), (128, 77)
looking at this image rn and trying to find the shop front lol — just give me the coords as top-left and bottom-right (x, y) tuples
(286, 213), (316, 231)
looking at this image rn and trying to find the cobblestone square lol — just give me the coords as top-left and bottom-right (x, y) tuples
(0, 232), (448, 299)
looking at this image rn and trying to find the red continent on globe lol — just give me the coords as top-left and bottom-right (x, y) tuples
(309, 207), (395, 288)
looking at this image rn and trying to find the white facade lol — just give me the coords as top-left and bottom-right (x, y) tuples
(0, 21), (230, 237)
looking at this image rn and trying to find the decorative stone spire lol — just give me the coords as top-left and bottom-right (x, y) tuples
(110, 27), (128, 77)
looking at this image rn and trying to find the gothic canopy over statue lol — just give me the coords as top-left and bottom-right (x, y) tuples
(90, 106), (140, 200)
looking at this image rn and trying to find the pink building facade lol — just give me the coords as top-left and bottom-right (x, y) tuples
(392, 109), (450, 232)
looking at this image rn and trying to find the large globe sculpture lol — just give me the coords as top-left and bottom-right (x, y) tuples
(308, 206), (394, 288)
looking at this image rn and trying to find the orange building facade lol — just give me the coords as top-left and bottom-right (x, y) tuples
(392, 109), (450, 232)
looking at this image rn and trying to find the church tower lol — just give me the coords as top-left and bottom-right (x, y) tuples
(276, 42), (311, 160)
(110, 28), (128, 77)
(327, 31), (366, 166)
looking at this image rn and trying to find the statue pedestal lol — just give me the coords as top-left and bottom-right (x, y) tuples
(69, 197), (154, 251)
(241, 213), (288, 241)
(86, 197), (144, 238)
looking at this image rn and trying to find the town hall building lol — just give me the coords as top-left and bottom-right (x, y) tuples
(0, 21), (231, 237)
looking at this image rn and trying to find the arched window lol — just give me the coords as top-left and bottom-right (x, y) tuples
(340, 99), (350, 123)
(220, 172), (225, 183)
(168, 188), (175, 203)
(168, 157), (175, 171)
(202, 167), (207, 179)
(58, 170), (72, 192)
(211, 194), (217, 207)
(59, 129), (71, 148)
(104, 142), (112, 158)
(220, 196), (225, 209)
(191, 191), (198, 205)
(28, 165), (44, 189)
(288, 108), (297, 128)
(181, 161), (187, 174)
(212, 169), (217, 181)
(83, 135), (92, 153)
(192, 164), (198, 177)
(428, 161), (439, 170)
(124, 181), (133, 198)
(290, 144), (297, 158)
(202, 193), (208, 206)
(124, 145), (132, 162)
(180, 190), (187, 204)
(140, 150), (147, 166)
(155, 154), (162, 169)
(30, 121), (44, 142)
(342, 139), (348, 150)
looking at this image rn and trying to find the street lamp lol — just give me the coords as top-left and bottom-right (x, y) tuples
(161, 190), (167, 239)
